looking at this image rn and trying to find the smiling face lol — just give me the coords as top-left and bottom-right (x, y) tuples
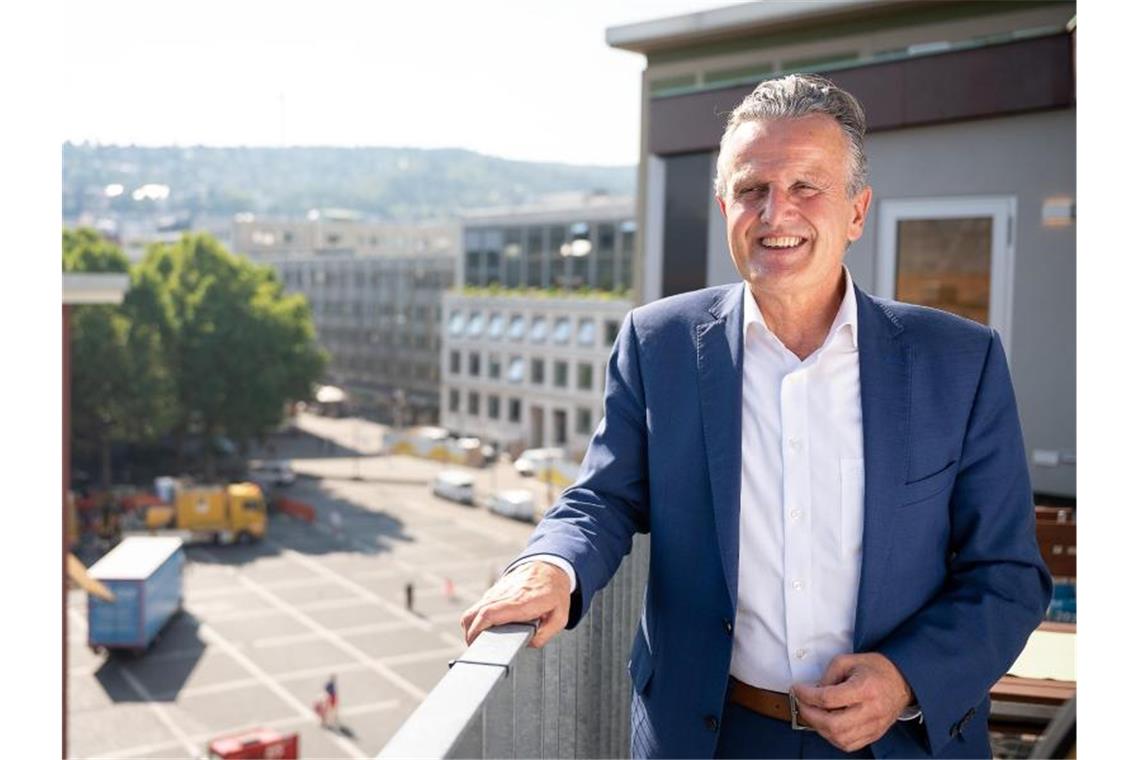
(716, 114), (872, 303)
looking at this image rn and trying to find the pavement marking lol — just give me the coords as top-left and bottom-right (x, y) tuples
(252, 629), (325, 649)
(323, 618), (420, 638)
(67, 606), (88, 634)
(293, 595), (377, 613)
(201, 605), (283, 623)
(116, 662), (201, 758)
(85, 697), (403, 760)
(197, 620), (367, 759)
(198, 548), (429, 705)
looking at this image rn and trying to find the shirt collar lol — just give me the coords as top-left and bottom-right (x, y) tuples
(742, 266), (859, 351)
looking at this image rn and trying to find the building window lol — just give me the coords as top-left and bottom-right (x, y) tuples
(448, 311), (466, 336)
(530, 317), (547, 343)
(597, 223), (615, 291)
(553, 409), (568, 445)
(605, 319), (621, 345)
(576, 408), (593, 435)
(618, 220), (636, 292)
(489, 354), (502, 380)
(469, 352), (481, 377)
(508, 314), (526, 340)
(488, 395), (501, 420)
(531, 357), (545, 385)
(577, 319), (596, 346)
(466, 312), (485, 337)
(508, 357), (525, 383)
(553, 360), (568, 388)
(508, 398), (521, 423)
(526, 227), (545, 288)
(504, 228), (523, 288)
(468, 391), (480, 416)
(552, 317), (571, 344)
(577, 362), (593, 391)
(449, 389), (460, 412)
(488, 313), (505, 339)
(450, 350), (461, 375)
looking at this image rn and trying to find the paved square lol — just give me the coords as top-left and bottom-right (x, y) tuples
(67, 421), (536, 759)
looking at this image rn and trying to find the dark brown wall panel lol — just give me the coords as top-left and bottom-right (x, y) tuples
(649, 33), (1075, 156)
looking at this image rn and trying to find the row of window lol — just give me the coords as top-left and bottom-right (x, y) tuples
(448, 312), (621, 347)
(447, 390), (594, 436)
(329, 355), (438, 382)
(317, 327), (439, 352)
(464, 221), (635, 291)
(279, 267), (452, 291)
(449, 352), (595, 391)
(314, 303), (441, 320)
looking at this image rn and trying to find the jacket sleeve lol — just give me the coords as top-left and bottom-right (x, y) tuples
(877, 329), (1053, 755)
(513, 312), (651, 628)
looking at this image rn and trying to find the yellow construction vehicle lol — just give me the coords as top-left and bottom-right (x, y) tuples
(144, 482), (267, 545)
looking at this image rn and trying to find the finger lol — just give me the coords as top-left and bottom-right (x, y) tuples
(793, 681), (858, 711)
(819, 654), (857, 686)
(466, 597), (551, 643)
(530, 606), (569, 649)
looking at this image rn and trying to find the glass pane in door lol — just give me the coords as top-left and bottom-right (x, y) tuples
(896, 217), (992, 325)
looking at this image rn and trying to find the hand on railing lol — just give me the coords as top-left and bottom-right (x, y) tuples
(460, 561), (571, 648)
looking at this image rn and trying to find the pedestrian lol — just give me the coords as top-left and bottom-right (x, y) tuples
(404, 581), (415, 612)
(322, 674), (338, 728)
(444, 577), (455, 602)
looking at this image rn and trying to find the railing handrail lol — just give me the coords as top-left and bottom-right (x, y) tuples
(377, 622), (536, 759)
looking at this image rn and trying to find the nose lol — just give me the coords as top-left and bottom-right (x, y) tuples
(760, 187), (794, 225)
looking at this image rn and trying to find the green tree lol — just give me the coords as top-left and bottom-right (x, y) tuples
(132, 233), (325, 479)
(64, 229), (173, 488)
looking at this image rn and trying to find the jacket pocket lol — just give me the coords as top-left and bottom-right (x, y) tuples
(628, 619), (654, 694)
(898, 459), (958, 507)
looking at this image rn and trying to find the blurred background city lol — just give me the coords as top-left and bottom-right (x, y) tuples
(61, 1), (1076, 758)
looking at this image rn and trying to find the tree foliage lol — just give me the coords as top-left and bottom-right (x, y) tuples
(66, 229), (326, 483)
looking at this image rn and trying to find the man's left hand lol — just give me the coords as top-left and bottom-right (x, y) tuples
(791, 652), (914, 753)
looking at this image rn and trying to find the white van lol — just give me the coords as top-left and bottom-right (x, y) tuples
(432, 470), (475, 506)
(514, 447), (564, 477)
(489, 489), (536, 522)
(249, 460), (296, 488)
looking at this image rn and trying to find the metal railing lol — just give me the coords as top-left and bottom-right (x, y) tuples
(379, 535), (649, 759)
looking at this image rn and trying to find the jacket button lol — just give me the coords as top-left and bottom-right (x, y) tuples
(723, 618), (733, 634)
(705, 715), (719, 732)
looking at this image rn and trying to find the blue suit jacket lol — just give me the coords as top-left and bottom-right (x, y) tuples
(518, 282), (1052, 758)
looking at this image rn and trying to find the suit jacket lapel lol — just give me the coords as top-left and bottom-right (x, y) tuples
(852, 287), (911, 650)
(696, 283), (745, 611)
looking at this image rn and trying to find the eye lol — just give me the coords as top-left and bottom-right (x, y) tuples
(793, 182), (819, 195)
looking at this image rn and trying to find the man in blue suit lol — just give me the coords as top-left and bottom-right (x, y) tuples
(461, 74), (1051, 758)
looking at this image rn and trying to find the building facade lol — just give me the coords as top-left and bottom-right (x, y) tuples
(440, 196), (635, 456)
(237, 215), (460, 424)
(608, 0), (1076, 498)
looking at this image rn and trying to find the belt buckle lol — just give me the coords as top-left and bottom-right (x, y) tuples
(788, 691), (815, 732)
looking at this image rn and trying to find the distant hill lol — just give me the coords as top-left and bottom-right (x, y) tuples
(63, 143), (636, 222)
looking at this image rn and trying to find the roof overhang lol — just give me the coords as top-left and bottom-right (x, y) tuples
(606, 0), (924, 55)
(62, 273), (130, 305)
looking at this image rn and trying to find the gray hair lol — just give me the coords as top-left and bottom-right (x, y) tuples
(714, 73), (869, 199)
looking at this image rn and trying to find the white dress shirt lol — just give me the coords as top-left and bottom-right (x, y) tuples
(732, 266), (864, 692)
(517, 270), (864, 690)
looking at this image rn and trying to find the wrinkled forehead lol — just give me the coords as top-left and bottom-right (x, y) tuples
(718, 115), (850, 181)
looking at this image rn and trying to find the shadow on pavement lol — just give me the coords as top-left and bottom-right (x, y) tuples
(93, 609), (206, 702)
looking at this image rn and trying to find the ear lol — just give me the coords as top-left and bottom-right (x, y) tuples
(716, 194), (728, 219)
(846, 186), (872, 243)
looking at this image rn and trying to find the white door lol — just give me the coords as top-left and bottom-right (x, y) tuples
(876, 196), (1016, 351)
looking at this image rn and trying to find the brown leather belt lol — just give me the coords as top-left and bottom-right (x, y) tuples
(728, 677), (814, 731)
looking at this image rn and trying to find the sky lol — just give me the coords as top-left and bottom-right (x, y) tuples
(63, 0), (741, 166)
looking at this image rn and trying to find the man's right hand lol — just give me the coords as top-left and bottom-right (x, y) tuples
(459, 561), (572, 648)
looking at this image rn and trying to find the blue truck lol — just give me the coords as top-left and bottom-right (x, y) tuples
(87, 536), (184, 653)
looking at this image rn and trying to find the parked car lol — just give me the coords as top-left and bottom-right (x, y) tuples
(513, 447), (564, 477)
(432, 470), (476, 505)
(489, 489), (536, 522)
(249, 459), (296, 488)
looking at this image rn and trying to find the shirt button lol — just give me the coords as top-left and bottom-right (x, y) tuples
(790, 508), (802, 521)
(788, 437), (802, 451)
(794, 648), (808, 660)
(723, 618), (733, 634)
(792, 580), (804, 592)
(705, 715), (719, 732)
